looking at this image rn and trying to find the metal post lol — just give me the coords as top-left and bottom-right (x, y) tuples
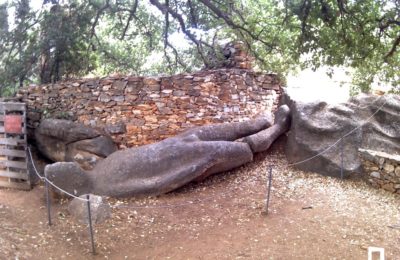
(340, 139), (344, 180)
(86, 194), (96, 255)
(265, 165), (273, 215)
(44, 173), (52, 226)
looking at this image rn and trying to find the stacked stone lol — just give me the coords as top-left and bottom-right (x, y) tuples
(359, 148), (400, 194)
(17, 68), (281, 148)
(232, 42), (253, 69)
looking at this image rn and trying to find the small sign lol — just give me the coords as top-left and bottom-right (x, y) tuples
(4, 115), (22, 134)
(368, 247), (384, 260)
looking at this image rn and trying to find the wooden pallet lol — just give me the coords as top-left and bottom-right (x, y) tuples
(0, 102), (31, 190)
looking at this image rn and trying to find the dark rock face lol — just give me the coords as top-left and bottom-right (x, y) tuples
(35, 119), (117, 170)
(284, 93), (400, 178)
(45, 106), (291, 198)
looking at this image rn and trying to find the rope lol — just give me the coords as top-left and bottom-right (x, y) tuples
(45, 178), (89, 202)
(27, 147), (44, 181)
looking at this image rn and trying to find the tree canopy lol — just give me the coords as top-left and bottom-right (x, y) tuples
(0, 0), (399, 95)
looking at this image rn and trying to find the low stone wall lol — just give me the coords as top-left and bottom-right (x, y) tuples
(17, 68), (281, 148)
(359, 148), (400, 194)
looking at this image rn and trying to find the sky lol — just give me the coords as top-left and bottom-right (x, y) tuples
(286, 67), (351, 103)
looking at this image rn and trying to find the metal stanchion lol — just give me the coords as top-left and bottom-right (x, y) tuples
(340, 139), (344, 180)
(86, 194), (96, 255)
(265, 165), (273, 215)
(44, 172), (52, 226)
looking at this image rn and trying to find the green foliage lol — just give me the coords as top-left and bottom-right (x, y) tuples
(278, 0), (400, 93)
(0, 0), (398, 95)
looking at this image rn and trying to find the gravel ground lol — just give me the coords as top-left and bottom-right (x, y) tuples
(0, 143), (399, 259)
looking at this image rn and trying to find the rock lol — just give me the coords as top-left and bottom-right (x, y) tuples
(68, 194), (111, 224)
(284, 93), (400, 178)
(383, 163), (395, 173)
(105, 122), (127, 135)
(35, 119), (117, 169)
(370, 171), (380, 179)
(71, 152), (101, 170)
(368, 179), (380, 188)
(395, 167), (400, 177)
(45, 162), (92, 196)
(381, 183), (395, 192)
(112, 80), (127, 90)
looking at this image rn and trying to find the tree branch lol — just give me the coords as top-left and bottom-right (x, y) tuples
(197, 0), (275, 49)
(89, 0), (109, 39)
(149, 0), (211, 67)
(384, 34), (400, 61)
(120, 0), (138, 40)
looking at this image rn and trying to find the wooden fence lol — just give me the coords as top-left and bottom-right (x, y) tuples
(0, 102), (31, 190)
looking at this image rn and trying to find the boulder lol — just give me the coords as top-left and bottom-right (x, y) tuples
(283, 92), (400, 178)
(45, 162), (92, 196)
(35, 119), (117, 170)
(68, 194), (111, 224)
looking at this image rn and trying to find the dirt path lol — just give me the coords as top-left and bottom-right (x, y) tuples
(0, 147), (399, 260)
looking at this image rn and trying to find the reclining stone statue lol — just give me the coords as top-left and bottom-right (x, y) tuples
(44, 105), (291, 198)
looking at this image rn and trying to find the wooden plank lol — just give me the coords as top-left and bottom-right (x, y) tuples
(0, 126), (25, 134)
(0, 102), (26, 112)
(0, 138), (18, 146)
(0, 179), (30, 190)
(0, 170), (28, 180)
(0, 160), (27, 169)
(0, 149), (26, 158)
(0, 138), (26, 146)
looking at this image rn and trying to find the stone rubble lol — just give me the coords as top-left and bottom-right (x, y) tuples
(359, 148), (400, 194)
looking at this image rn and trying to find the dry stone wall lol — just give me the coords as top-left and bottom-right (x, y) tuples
(17, 68), (281, 148)
(359, 148), (400, 194)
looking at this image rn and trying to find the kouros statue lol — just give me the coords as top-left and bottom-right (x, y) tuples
(44, 105), (291, 198)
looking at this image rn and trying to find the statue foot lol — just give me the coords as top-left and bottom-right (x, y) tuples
(242, 105), (291, 153)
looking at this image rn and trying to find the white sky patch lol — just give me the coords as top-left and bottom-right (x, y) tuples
(168, 31), (191, 50)
(142, 51), (164, 70)
(3, 0), (45, 30)
(286, 67), (352, 103)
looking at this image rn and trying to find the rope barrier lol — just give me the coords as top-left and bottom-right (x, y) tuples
(26, 96), (388, 209)
(45, 178), (89, 202)
(27, 147), (44, 181)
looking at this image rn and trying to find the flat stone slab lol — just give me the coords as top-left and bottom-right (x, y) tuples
(359, 148), (400, 163)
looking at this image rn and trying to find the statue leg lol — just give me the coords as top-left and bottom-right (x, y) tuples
(243, 105), (291, 153)
(194, 140), (254, 181)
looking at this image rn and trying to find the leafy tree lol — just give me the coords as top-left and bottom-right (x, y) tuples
(0, 0), (398, 95)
